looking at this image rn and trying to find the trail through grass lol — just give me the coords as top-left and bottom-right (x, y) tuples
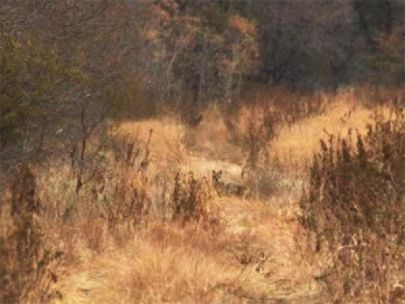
(54, 151), (321, 304)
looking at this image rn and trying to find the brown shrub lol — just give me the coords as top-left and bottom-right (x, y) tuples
(300, 107), (405, 302)
(0, 165), (62, 304)
(171, 171), (216, 223)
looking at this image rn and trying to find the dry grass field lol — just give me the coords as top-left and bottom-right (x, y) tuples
(2, 1), (405, 302)
(1, 88), (404, 304)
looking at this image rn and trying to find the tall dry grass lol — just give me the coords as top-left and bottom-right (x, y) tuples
(53, 198), (319, 304)
(1, 85), (404, 304)
(0, 126), (217, 303)
(300, 106), (405, 303)
(271, 90), (394, 173)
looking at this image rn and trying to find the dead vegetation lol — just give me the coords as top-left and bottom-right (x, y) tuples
(300, 106), (405, 303)
(1, 87), (405, 304)
(0, 165), (63, 304)
(2, 1), (405, 302)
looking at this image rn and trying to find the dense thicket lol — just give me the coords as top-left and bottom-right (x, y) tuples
(300, 109), (405, 302)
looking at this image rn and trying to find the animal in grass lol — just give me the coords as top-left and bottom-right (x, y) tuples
(211, 170), (250, 198)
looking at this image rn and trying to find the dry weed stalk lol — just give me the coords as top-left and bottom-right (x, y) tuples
(0, 165), (62, 304)
(300, 107), (405, 303)
(171, 171), (216, 223)
(240, 103), (278, 199)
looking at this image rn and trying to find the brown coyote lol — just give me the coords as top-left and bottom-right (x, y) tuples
(212, 170), (250, 198)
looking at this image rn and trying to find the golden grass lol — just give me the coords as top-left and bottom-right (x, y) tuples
(116, 116), (189, 172)
(271, 93), (390, 172)
(53, 198), (320, 304)
(116, 105), (243, 168)
(5, 86), (403, 304)
(54, 238), (239, 304)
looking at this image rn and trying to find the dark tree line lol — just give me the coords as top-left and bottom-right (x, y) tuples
(145, 0), (404, 90)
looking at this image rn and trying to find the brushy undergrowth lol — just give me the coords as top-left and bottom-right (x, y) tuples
(0, 131), (217, 303)
(1, 87), (405, 303)
(0, 166), (63, 304)
(300, 107), (405, 303)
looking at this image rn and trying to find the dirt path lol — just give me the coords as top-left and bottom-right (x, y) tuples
(192, 155), (320, 303)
